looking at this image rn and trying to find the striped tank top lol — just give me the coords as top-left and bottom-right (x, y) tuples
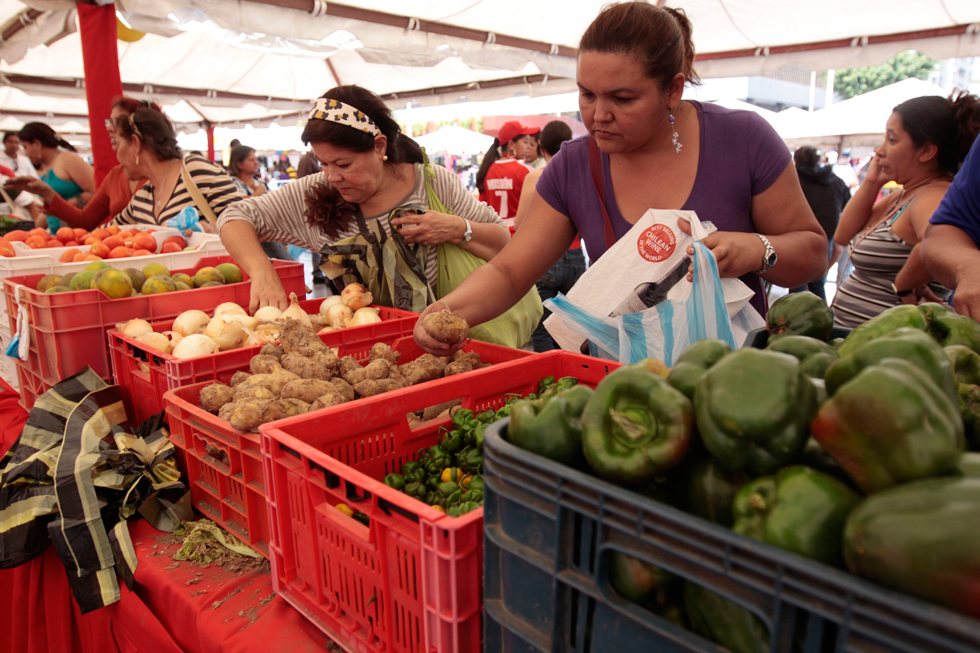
(832, 191), (950, 328)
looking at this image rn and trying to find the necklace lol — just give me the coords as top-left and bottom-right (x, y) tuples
(153, 159), (176, 214)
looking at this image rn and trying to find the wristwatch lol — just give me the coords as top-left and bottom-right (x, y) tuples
(756, 234), (777, 273)
(891, 282), (914, 297)
(460, 218), (473, 244)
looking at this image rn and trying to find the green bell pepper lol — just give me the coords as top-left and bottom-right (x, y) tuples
(447, 501), (481, 517)
(844, 476), (980, 619)
(667, 339), (733, 400)
(404, 481), (426, 500)
(767, 291), (835, 341)
(695, 349), (816, 475)
(947, 345), (980, 449)
(837, 304), (929, 358)
(682, 459), (750, 528)
(383, 473), (406, 492)
(466, 475), (483, 493)
(767, 335), (839, 380)
(733, 466), (860, 567)
(456, 446), (483, 474)
(451, 409), (474, 430)
(927, 309), (980, 353)
(683, 582), (769, 653)
(439, 428), (465, 454)
(608, 552), (672, 604)
(581, 368), (693, 484)
(812, 359), (965, 494)
(508, 385), (593, 467)
(825, 327), (958, 402)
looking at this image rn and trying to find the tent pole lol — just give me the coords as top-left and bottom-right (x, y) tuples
(77, 2), (123, 186)
(206, 123), (216, 162)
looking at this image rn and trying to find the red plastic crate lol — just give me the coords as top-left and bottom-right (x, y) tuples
(3, 257), (305, 408)
(109, 300), (419, 426)
(162, 337), (534, 557)
(259, 351), (620, 653)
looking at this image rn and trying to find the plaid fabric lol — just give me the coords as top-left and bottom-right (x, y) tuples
(0, 368), (190, 613)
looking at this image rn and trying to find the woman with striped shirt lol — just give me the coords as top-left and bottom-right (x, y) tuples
(218, 85), (509, 313)
(112, 107), (240, 228)
(832, 93), (980, 327)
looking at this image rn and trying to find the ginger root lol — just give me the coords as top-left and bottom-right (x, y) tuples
(200, 383), (234, 414)
(420, 312), (469, 345)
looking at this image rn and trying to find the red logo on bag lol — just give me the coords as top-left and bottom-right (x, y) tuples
(637, 224), (676, 263)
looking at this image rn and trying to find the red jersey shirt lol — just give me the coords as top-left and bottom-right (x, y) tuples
(482, 158), (531, 220)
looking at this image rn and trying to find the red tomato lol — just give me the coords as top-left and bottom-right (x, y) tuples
(28, 228), (49, 239)
(108, 246), (133, 259)
(162, 235), (187, 249)
(46, 239), (62, 248)
(132, 249), (152, 257)
(25, 236), (47, 249)
(90, 243), (110, 259)
(60, 248), (81, 263)
(91, 228), (111, 240)
(72, 228), (88, 241)
(72, 253), (88, 262)
(63, 240), (79, 247)
(4, 230), (28, 242)
(102, 235), (125, 250)
(106, 225), (121, 235)
(160, 242), (183, 254)
(133, 233), (157, 253)
(83, 236), (102, 246)
(0, 240), (15, 257)
(81, 254), (102, 262)
(55, 227), (75, 243)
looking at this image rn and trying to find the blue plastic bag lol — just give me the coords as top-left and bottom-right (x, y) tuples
(544, 242), (743, 366)
(164, 206), (203, 234)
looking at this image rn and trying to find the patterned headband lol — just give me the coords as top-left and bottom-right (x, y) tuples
(308, 98), (381, 136)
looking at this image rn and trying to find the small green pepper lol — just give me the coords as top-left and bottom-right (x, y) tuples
(466, 475), (484, 493)
(383, 473), (406, 491)
(406, 468), (426, 484)
(477, 410), (496, 424)
(404, 481), (426, 499)
(426, 475), (441, 490)
(459, 489), (483, 504)
(457, 446), (484, 474)
(400, 461), (420, 477)
(451, 409), (475, 431)
(437, 480), (460, 497)
(538, 376), (556, 393)
(447, 501), (481, 517)
(440, 429), (464, 454)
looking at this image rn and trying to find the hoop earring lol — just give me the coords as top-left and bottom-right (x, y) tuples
(669, 109), (682, 155)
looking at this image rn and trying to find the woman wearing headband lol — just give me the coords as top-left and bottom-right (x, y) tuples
(217, 85), (509, 313)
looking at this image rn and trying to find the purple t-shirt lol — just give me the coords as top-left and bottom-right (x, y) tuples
(536, 101), (791, 316)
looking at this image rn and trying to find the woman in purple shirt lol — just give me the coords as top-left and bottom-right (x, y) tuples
(415, 1), (827, 352)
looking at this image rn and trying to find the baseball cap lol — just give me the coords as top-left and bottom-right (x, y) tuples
(496, 121), (540, 145)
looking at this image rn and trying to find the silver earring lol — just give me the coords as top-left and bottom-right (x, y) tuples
(669, 110), (682, 155)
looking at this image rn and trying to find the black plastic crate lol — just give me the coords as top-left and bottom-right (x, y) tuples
(743, 326), (852, 349)
(483, 419), (980, 653)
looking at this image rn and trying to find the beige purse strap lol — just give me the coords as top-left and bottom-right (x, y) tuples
(179, 156), (219, 226)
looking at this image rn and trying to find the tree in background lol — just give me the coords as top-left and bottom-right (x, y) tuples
(834, 50), (937, 100)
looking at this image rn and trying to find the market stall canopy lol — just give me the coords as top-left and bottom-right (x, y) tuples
(412, 126), (494, 155)
(1, 0), (978, 124)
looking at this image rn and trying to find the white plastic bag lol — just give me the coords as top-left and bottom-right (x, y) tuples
(545, 240), (764, 366)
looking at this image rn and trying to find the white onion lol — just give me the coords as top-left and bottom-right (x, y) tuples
(118, 319), (152, 339)
(280, 292), (313, 328)
(171, 334), (220, 360)
(319, 296), (343, 314)
(253, 305), (283, 323)
(221, 313), (260, 330)
(172, 310), (210, 337)
(325, 303), (352, 329)
(137, 332), (172, 354)
(350, 307), (382, 326)
(317, 326), (337, 335)
(213, 302), (247, 318)
(204, 316), (247, 351)
(341, 283), (373, 310)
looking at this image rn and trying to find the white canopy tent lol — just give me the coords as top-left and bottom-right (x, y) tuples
(1, 0), (978, 134)
(411, 125), (494, 155)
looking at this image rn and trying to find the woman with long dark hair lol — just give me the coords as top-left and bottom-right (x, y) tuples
(229, 145), (268, 198)
(217, 85), (509, 313)
(16, 122), (95, 233)
(832, 92), (980, 326)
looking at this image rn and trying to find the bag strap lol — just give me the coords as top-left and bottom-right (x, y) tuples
(179, 156), (219, 226)
(587, 137), (617, 250)
(421, 148), (452, 215)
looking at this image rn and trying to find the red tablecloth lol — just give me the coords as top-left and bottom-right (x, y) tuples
(0, 508), (338, 653)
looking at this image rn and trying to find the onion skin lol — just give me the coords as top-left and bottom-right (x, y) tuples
(351, 307), (382, 326)
(119, 319), (153, 339)
(280, 292), (313, 328)
(325, 303), (352, 329)
(136, 332), (172, 354)
(254, 306), (283, 323)
(213, 302), (247, 318)
(341, 283), (373, 310)
(319, 296), (343, 315)
(205, 316), (247, 351)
